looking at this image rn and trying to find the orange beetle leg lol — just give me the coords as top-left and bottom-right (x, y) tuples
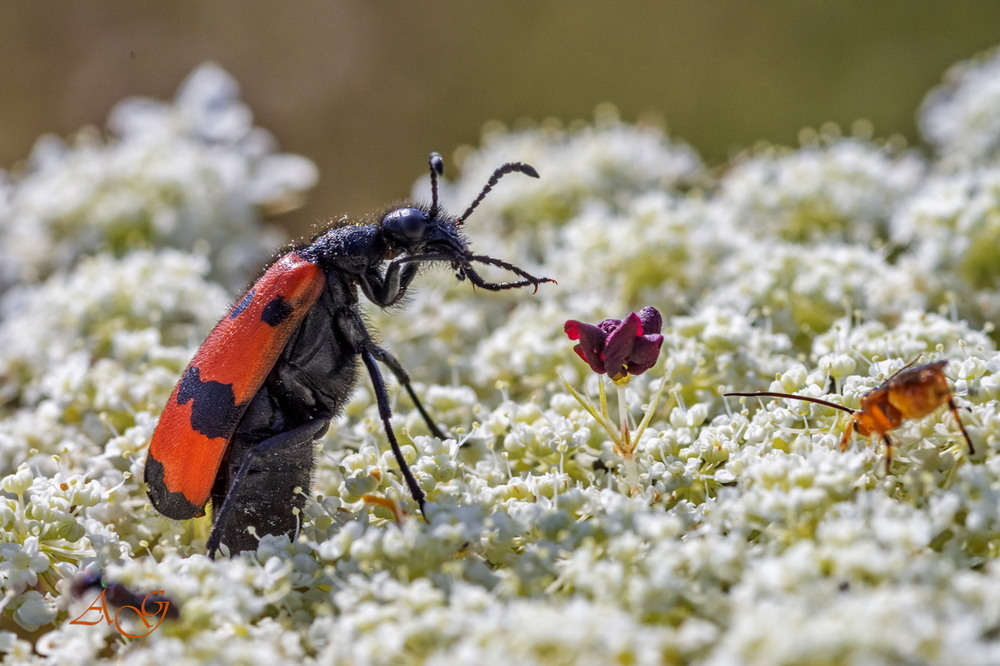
(947, 397), (975, 455)
(881, 433), (894, 473)
(838, 414), (859, 452)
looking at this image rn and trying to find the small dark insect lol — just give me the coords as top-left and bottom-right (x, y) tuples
(71, 570), (179, 620)
(145, 152), (554, 556)
(725, 360), (975, 471)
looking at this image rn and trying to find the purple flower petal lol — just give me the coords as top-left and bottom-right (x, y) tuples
(565, 320), (609, 373)
(603, 313), (640, 380)
(637, 306), (662, 335)
(563, 320), (584, 341)
(572, 344), (604, 373)
(626, 333), (664, 374)
(596, 319), (623, 335)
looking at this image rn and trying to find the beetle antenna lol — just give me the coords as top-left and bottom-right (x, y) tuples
(457, 161), (540, 226)
(427, 152), (445, 219)
(724, 391), (857, 415)
(883, 356), (921, 382)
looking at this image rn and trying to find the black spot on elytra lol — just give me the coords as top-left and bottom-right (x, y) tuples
(144, 453), (203, 519)
(177, 366), (246, 439)
(261, 295), (294, 326)
(229, 290), (255, 319)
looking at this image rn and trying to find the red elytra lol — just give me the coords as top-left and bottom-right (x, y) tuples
(146, 253), (324, 517)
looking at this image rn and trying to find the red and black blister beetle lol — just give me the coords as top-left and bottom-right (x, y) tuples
(144, 152), (554, 556)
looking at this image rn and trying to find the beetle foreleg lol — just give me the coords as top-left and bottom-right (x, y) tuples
(359, 263), (418, 307)
(366, 251), (473, 306)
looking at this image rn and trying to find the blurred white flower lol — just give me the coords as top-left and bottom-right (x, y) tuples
(0, 62), (316, 292)
(719, 136), (926, 244)
(921, 47), (1000, 168)
(891, 167), (1000, 326)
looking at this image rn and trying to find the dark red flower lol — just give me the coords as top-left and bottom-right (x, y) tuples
(564, 306), (663, 381)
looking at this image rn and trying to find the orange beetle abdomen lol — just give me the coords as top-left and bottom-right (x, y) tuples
(885, 361), (951, 420)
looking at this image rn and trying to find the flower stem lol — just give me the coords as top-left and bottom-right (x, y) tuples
(616, 383), (640, 494)
(617, 384), (631, 454)
(599, 379), (609, 426)
(560, 373), (621, 445)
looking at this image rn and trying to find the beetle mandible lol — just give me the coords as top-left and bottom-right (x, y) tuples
(144, 152), (554, 555)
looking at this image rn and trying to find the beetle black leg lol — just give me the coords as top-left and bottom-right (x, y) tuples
(361, 349), (428, 516)
(364, 253), (455, 307)
(208, 417), (329, 558)
(368, 343), (448, 440)
(360, 263), (419, 307)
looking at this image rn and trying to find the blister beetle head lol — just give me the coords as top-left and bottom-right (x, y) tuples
(379, 153), (554, 293)
(379, 154), (455, 256)
(381, 207), (440, 247)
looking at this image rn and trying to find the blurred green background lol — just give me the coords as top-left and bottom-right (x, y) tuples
(3, 2), (1000, 237)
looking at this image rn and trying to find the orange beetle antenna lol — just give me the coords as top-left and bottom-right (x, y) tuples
(725, 390), (875, 464)
(726, 362), (975, 473)
(724, 391), (856, 415)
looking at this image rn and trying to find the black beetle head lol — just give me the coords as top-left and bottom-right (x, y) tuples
(382, 207), (432, 243)
(380, 204), (466, 259)
(375, 152), (553, 293)
(379, 152), (463, 256)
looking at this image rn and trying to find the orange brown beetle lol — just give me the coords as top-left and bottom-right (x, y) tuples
(725, 360), (974, 471)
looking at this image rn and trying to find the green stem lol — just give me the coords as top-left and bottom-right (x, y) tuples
(617, 383), (639, 493)
(617, 383), (630, 453)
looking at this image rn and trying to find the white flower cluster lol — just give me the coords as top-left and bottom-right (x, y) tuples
(718, 136), (925, 244)
(891, 166), (1000, 325)
(4, 48), (1000, 663)
(0, 63), (314, 292)
(921, 47), (1000, 168)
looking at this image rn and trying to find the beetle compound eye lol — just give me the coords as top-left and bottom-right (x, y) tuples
(383, 208), (429, 242)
